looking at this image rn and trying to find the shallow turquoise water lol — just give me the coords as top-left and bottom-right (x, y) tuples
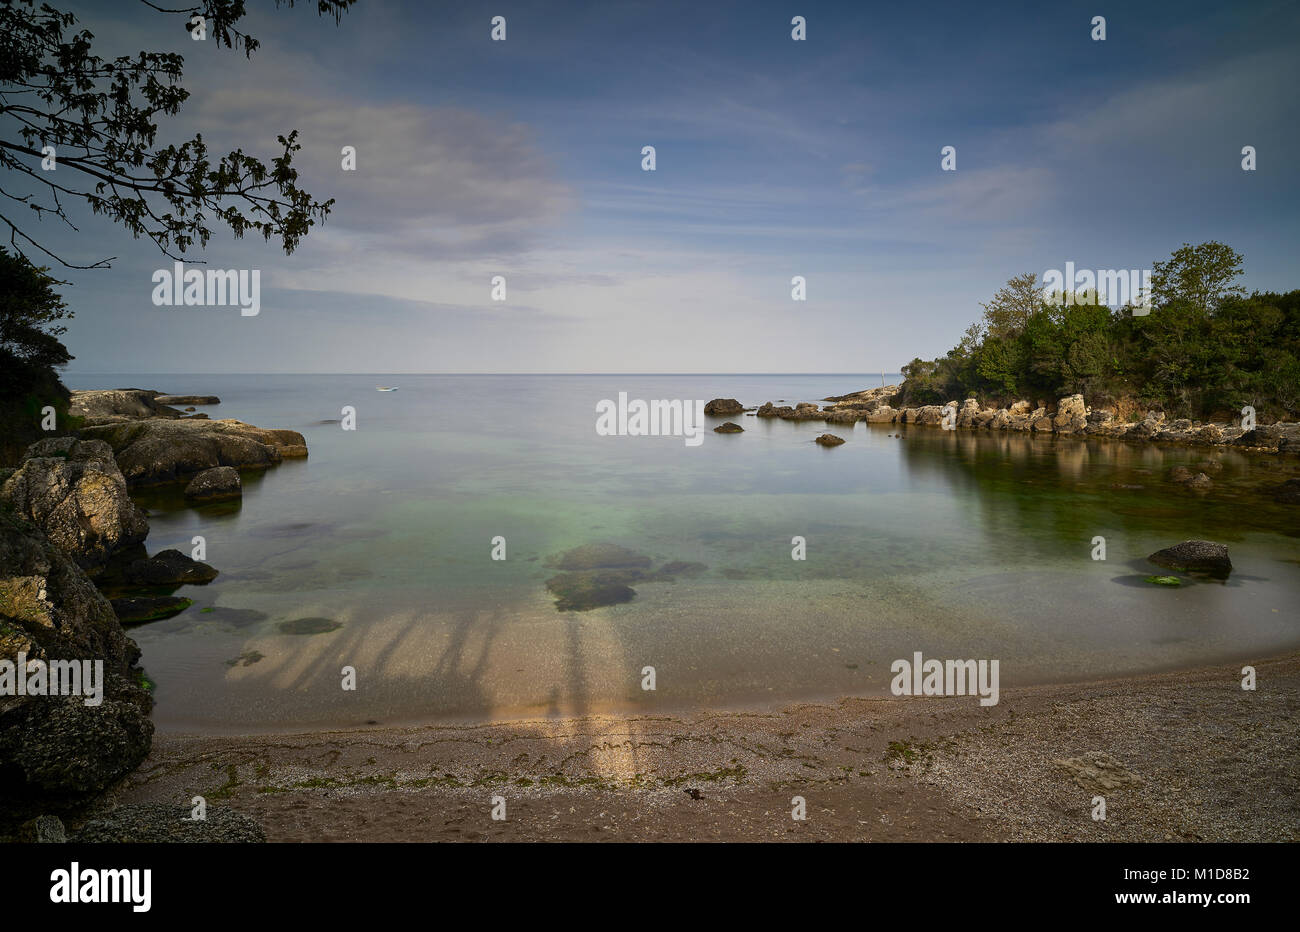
(67, 374), (1300, 733)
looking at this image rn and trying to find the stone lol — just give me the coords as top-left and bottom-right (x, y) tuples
(815, 434), (846, 447)
(184, 466), (242, 502)
(1054, 752), (1142, 792)
(1147, 540), (1231, 578)
(713, 422), (744, 433)
(0, 439), (148, 573)
(703, 398), (744, 416)
(125, 549), (219, 586)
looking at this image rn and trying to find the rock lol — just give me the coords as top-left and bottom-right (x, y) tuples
(1184, 472), (1213, 490)
(277, 617), (342, 635)
(781, 402), (825, 421)
(1008, 400), (1031, 416)
(71, 804), (265, 843)
(865, 406), (897, 423)
(1031, 416), (1056, 432)
(110, 596), (194, 625)
(824, 408), (861, 424)
(755, 402), (783, 418)
(956, 398), (981, 428)
(0, 510), (153, 824)
(125, 549), (218, 586)
(548, 543), (652, 572)
(184, 466), (242, 502)
(68, 389), (182, 420)
(713, 422), (744, 433)
(1127, 411), (1167, 439)
(545, 569), (640, 612)
(0, 439), (148, 574)
(815, 434), (846, 447)
(17, 814), (66, 843)
(1053, 394), (1089, 433)
(1272, 479), (1300, 504)
(1170, 466), (1193, 482)
(1147, 540), (1232, 578)
(1054, 752), (1142, 792)
(78, 418), (307, 486)
(704, 398), (744, 416)
(152, 395), (220, 406)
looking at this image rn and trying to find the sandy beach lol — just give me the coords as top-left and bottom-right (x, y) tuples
(99, 651), (1300, 842)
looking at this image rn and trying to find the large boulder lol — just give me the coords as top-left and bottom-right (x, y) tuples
(815, 433), (846, 447)
(1053, 394), (1089, 433)
(79, 418), (307, 486)
(1147, 540), (1232, 578)
(0, 438), (148, 574)
(184, 466), (242, 502)
(0, 510), (153, 824)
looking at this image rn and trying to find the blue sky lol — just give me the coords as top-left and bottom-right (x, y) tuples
(27, 0), (1300, 373)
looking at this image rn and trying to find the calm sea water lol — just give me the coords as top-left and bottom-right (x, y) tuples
(66, 373), (1300, 733)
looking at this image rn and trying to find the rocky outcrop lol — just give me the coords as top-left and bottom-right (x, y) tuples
(1053, 394), (1089, 433)
(184, 465), (242, 502)
(68, 389), (182, 421)
(79, 418), (307, 486)
(713, 422), (744, 433)
(704, 398), (744, 416)
(0, 509), (153, 825)
(815, 433), (846, 446)
(1147, 540), (1232, 578)
(0, 438), (148, 574)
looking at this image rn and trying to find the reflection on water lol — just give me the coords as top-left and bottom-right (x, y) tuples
(66, 374), (1300, 733)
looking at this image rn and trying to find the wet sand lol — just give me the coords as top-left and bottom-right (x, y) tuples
(104, 651), (1300, 842)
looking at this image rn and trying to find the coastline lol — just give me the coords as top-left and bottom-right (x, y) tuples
(106, 650), (1300, 842)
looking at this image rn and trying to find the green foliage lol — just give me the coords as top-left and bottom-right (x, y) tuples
(900, 243), (1300, 420)
(0, 0), (355, 268)
(0, 248), (74, 464)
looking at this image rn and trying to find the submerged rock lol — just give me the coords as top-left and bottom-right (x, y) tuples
(72, 804), (265, 843)
(1273, 478), (1300, 504)
(125, 549), (219, 586)
(1147, 540), (1232, 578)
(546, 569), (640, 612)
(277, 617), (342, 635)
(815, 433), (846, 446)
(110, 596), (194, 625)
(713, 421), (744, 433)
(548, 543), (652, 572)
(184, 466), (242, 502)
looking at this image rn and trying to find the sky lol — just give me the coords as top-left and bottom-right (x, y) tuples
(14, 0), (1300, 374)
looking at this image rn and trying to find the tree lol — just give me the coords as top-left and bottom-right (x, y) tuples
(0, 0), (355, 269)
(1149, 241), (1245, 315)
(0, 246), (71, 383)
(979, 272), (1042, 338)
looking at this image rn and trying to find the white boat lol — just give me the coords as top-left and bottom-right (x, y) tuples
(375, 386), (399, 392)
